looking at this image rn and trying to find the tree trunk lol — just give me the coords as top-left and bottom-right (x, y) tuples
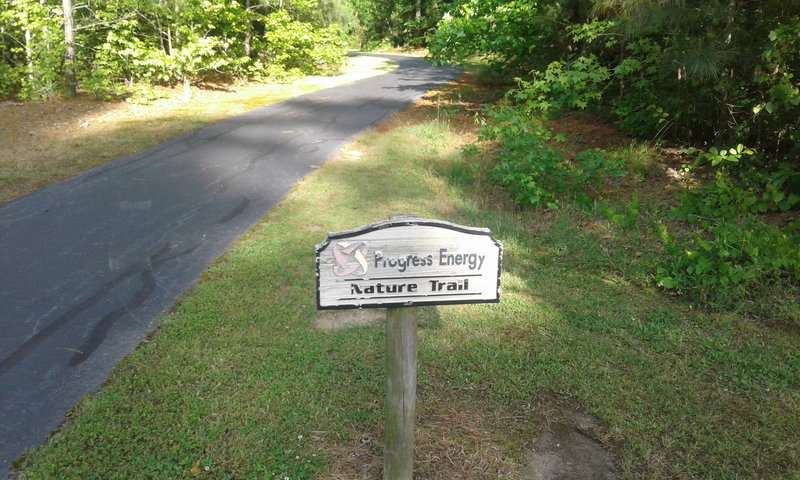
(182, 74), (191, 102)
(725, 0), (736, 44)
(414, 0), (422, 41)
(25, 28), (34, 84)
(244, 0), (252, 57)
(167, 25), (173, 53)
(62, 0), (76, 96)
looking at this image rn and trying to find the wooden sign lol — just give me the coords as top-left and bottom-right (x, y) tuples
(316, 217), (502, 310)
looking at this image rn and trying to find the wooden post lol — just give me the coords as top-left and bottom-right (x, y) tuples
(316, 215), (502, 478)
(384, 306), (417, 480)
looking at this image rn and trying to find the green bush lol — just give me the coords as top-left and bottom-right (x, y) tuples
(262, 11), (348, 76)
(480, 106), (625, 209)
(81, 67), (132, 99)
(427, 0), (551, 72)
(656, 154), (800, 319)
(608, 39), (676, 138)
(513, 55), (610, 114)
(0, 63), (20, 98)
(656, 218), (799, 314)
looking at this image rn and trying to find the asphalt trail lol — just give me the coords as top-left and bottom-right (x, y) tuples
(0, 54), (460, 475)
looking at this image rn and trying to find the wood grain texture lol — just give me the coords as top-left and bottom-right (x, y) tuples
(317, 220), (502, 309)
(384, 307), (417, 480)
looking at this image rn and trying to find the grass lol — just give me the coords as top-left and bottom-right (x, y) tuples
(13, 74), (800, 479)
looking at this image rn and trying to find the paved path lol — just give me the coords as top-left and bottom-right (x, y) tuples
(0, 54), (460, 475)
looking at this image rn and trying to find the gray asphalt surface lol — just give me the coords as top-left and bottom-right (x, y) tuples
(0, 54), (460, 475)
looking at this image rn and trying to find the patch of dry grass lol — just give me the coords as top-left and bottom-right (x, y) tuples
(321, 400), (532, 480)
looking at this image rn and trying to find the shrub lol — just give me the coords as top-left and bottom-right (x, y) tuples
(656, 153), (800, 319)
(656, 218), (799, 314)
(512, 55), (610, 114)
(480, 106), (625, 209)
(0, 63), (20, 98)
(262, 11), (348, 76)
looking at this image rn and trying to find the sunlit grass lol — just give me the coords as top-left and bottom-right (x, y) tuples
(608, 140), (664, 181)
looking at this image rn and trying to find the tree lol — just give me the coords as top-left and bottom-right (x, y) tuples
(61, 0), (75, 96)
(348, 0), (454, 48)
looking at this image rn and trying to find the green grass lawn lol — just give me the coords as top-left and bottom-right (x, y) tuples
(15, 76), (800, 480)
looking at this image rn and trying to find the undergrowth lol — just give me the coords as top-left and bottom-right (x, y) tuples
(465, 68), (800, 324)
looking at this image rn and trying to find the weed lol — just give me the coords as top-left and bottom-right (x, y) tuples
(477, 107), (627, 209)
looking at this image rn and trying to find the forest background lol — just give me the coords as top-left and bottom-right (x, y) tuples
(1, 0), (798, 317)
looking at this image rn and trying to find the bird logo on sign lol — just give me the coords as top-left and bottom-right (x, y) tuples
(332, 241), (369, 277)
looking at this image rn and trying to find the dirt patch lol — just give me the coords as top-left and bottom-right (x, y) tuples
(373, 71), (504, 140)
(526, 406), (619, 480)
(319, 392), (619, 480)
(548, 113), (629, 152)
(414, 403), (529, 479)
(320, 400), (530, 480)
